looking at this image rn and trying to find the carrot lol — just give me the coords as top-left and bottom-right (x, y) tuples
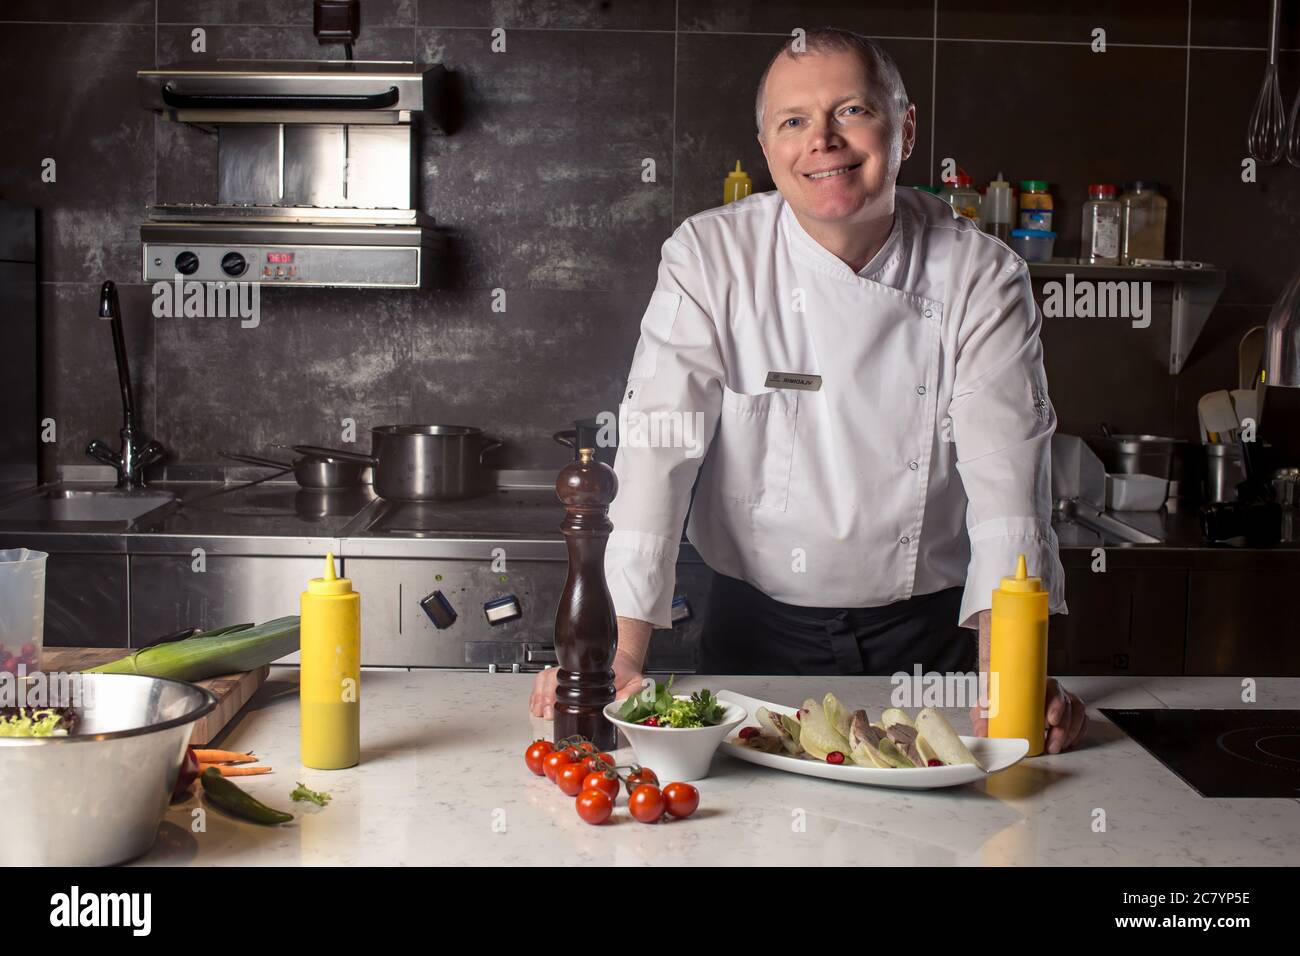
(192, 748), (257, 764)
(198, 763), (272, 776)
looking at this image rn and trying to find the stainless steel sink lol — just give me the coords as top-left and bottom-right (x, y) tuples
(0, 487), (176, 525)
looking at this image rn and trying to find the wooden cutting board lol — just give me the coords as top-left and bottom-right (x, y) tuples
(42, 647), (270, 746)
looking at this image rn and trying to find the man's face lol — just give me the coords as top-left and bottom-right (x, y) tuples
(758, 49), (915, 224)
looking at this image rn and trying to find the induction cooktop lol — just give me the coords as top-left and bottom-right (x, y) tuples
(1102, 709), (1300, 798)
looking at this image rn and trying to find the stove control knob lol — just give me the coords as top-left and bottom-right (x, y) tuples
(221, 251), (247, 277)
(174, 251), (199, 276)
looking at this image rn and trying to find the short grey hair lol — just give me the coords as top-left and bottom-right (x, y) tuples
(755, 28), (911, 133)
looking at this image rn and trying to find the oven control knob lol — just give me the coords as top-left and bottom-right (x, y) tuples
(174, 251), (199, 276)
(221, 252), (247, 277)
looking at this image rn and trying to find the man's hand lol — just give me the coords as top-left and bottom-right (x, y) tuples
(528, 653), (644, 719)
(528, 616), (654, 719)
(968, 678), (1088, 753)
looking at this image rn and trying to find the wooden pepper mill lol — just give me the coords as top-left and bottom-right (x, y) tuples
(552, 446), (619, 750)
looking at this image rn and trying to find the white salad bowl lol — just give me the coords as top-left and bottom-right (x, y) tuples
(603, 696), (747, 782)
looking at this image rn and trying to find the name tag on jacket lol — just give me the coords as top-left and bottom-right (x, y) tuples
(764, 371), (822, 391)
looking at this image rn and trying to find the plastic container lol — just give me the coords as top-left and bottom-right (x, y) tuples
(1105, 472), (1170, 511)
(300, 551), (361, 770)
(0, 548), (47, 676)
(723, 160), (752, 204)
(1018, 180), (1053, 232)
(1081, 183), (1122, 265)
(1010, 228), (1056, 262)
(940, 172), (982, 225)
(983, 172), (1014, 242)
(988, 554), (1049, 758)
(1119, 180), (1167, 263)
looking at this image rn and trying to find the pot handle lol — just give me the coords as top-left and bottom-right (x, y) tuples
(552, 429), (577, 449)
(293, 444), (377, 466)
(480, 436), (504, 463)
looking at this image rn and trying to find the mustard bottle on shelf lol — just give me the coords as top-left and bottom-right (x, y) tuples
(988, 554), (1049, 757)
(300, 551), (360, 770)
(724, 160), (752, 204)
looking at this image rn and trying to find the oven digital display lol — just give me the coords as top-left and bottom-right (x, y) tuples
(266, 252), (294, 264)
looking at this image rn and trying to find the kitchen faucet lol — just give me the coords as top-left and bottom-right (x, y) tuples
(85, 280), (165, 488)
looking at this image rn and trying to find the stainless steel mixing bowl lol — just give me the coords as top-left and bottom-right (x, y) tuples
(0, 673), (217, 866)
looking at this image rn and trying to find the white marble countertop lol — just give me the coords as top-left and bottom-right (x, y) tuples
(136, 671), (1300, 866)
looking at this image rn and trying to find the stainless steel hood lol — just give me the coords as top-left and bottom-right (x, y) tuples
(137, 60), (447, 289)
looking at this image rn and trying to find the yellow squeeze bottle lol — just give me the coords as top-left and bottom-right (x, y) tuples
(300, 551), (360, 769)
(988, 554), (1049, 757)
(724, 160), (752, 204)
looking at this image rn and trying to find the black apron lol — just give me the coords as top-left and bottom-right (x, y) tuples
(697, 572), (974, 676)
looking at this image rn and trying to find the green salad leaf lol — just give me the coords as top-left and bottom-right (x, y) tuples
(617, 677), (727, 728)
(290, 782), (331, 807)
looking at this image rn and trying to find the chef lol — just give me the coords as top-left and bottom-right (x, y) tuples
(531, 28), (1087, 753)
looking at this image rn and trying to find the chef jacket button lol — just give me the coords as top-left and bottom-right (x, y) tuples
(923, 309), (934, 319)
(916, 385), (926, 395)
(908, 460), (919, 471)
(899, 535), (910, 544)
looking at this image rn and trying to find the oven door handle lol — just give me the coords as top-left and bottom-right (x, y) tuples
(160, 84), (401, 111)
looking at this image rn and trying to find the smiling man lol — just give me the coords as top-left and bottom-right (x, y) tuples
(530, 28), (1087, 754)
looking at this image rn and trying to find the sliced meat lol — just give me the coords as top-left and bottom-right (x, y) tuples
(887, 724), (918, 747)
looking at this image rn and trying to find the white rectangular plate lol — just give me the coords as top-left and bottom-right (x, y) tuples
(717, 690), (1030, 790)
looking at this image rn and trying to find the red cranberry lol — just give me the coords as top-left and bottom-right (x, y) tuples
(927, 759), (944, 767)
(826, 751), (845, 765)
(643, 716), (659, 727)
(738, 726), (760, 739)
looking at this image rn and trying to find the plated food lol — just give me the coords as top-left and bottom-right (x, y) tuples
(717, 690), (1028, 791)
(739, 692), (983, 770)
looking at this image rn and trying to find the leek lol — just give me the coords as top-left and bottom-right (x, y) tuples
(86, 616), (300, 682)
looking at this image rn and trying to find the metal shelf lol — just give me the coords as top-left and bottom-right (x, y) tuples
(1027, 261), (1227, 374)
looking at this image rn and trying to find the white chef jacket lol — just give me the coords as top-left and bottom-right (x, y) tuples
(604, 186), (1067, 632)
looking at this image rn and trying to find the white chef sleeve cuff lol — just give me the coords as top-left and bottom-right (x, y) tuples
(604, 528), (681, 630)
(958, 518), (1068, 628)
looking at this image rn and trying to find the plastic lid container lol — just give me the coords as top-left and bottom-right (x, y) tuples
(1088, 183), (1118, 199)
(1020, 180), (1049, 192)
(1009, 228), (1056, 262)
(1122, 180), (1161, 192)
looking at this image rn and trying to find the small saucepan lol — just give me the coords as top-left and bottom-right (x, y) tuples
(221, 450), (367, 490)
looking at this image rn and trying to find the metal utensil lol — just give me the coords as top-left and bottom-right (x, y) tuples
(0, 673), (217, 866)
(223, 449), (365, 489)
(1287, 65), (1300, 166)
(1248, 0), (1287, 164)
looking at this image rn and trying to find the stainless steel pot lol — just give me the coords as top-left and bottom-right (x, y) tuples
(304, 424), (503, 501)
(1087, 426), (1189, 479)
(0, 673), (217, 866)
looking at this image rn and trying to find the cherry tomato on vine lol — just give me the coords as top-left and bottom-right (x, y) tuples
(628, 784), (666, 824)
(525, 740), (553, 776)
(662, 782), (700, 819)
(575, 788), (613, 825)
(583, 771), (620, 800)
(624, 767), (659, 795)
(543, 750), (572, 782)
(557, 762), (589, 796)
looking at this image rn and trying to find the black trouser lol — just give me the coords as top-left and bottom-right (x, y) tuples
(697, 572), (975, 676)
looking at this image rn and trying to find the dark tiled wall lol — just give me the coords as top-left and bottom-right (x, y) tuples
(2, 0), (1298, 478)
